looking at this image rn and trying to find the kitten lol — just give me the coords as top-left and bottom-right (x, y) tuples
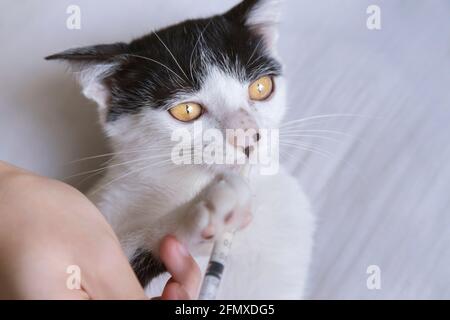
(47, 0), (315, 299)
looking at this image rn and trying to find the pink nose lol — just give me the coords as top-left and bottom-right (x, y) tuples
(225, 110), (260, 158)
(228, 129), (261, 157)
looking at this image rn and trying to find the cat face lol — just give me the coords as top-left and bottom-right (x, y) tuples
(47, 0), (285, 173)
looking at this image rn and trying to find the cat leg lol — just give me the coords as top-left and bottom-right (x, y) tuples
(175, 172), (252, 247)
(130, 172), (252, 287)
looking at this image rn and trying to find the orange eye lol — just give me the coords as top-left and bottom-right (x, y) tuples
(169, 102), (203, 122)
(249, 76), (274, 101)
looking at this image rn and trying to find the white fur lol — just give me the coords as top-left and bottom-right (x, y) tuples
(82, 0), (314, 300)
(145, 167), (315, 299)
(85, 62), (314, 299)
(245, 0), (282, 28)
(245, 0), (282, 50)
(72, 62), (119, 123)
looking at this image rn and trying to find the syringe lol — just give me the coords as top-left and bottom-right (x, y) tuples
(198, 166), (250, 300)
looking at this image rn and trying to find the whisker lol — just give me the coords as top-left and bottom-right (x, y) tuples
(280, 134), (344, 144)
(280, 120), (351, 130)
(77, 152), (195, 189)
(74, 157), (115, 187)
(280, 140), (369, 185)
(67, 143), (175, 164)
(279, 148), (310, 171)
(279, 129), (363, 143)
(189, 20), (213, 82)
(246, 37), (264, 67)
(247, 51), (266, 68)
(280, 141), (335, 160)
(68, 151), (126, 164)
(63, 153), (172, 181)
(153, 31), (190, 82)
(123, 53), (185, 83)
(280, 113), (379, 129)
(89, 157), (183, 195)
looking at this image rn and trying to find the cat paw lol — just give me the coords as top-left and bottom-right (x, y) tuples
(186, 172), (252, 242)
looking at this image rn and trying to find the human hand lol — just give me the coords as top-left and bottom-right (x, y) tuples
(0, 161), (200, 300)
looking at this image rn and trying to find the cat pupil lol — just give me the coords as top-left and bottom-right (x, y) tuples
(257, 83), (265, 93)
(186, 105), (192, 114)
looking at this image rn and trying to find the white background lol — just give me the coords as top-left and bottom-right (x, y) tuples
(1, 0), (449, 299)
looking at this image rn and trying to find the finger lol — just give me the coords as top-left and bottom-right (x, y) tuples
(161, 279), (191, 300)
(159, 236), (201, 299)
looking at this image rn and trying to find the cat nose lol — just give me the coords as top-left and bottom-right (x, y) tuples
(228, 129), (261, 158)
(224, 109), (260, 158)
(244, 146), (254, 158)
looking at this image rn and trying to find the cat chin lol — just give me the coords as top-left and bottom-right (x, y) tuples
(172, 163), (247, 177)
(207, 164), (247, 175)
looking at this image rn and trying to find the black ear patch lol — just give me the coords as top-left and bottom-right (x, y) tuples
(45, 0), (281, 122)
(130, 248), (166, 288)
(45, 43), (129, 62)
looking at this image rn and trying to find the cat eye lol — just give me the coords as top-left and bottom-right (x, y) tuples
(169, 102), (203, 122)
(248, 76), (274, 101)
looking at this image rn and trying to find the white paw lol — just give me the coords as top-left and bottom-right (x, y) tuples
(187, 172), (252, 242)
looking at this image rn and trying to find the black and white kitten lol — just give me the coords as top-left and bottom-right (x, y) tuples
(47, 0), (314, 299)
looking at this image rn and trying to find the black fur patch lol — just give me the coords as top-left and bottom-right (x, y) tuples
(130, 248), (166, 288)
(46, 0), (281, 121)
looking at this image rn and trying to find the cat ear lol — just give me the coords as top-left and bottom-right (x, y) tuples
(46, 43), (128, 113)
(225, 0), (282, 50)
